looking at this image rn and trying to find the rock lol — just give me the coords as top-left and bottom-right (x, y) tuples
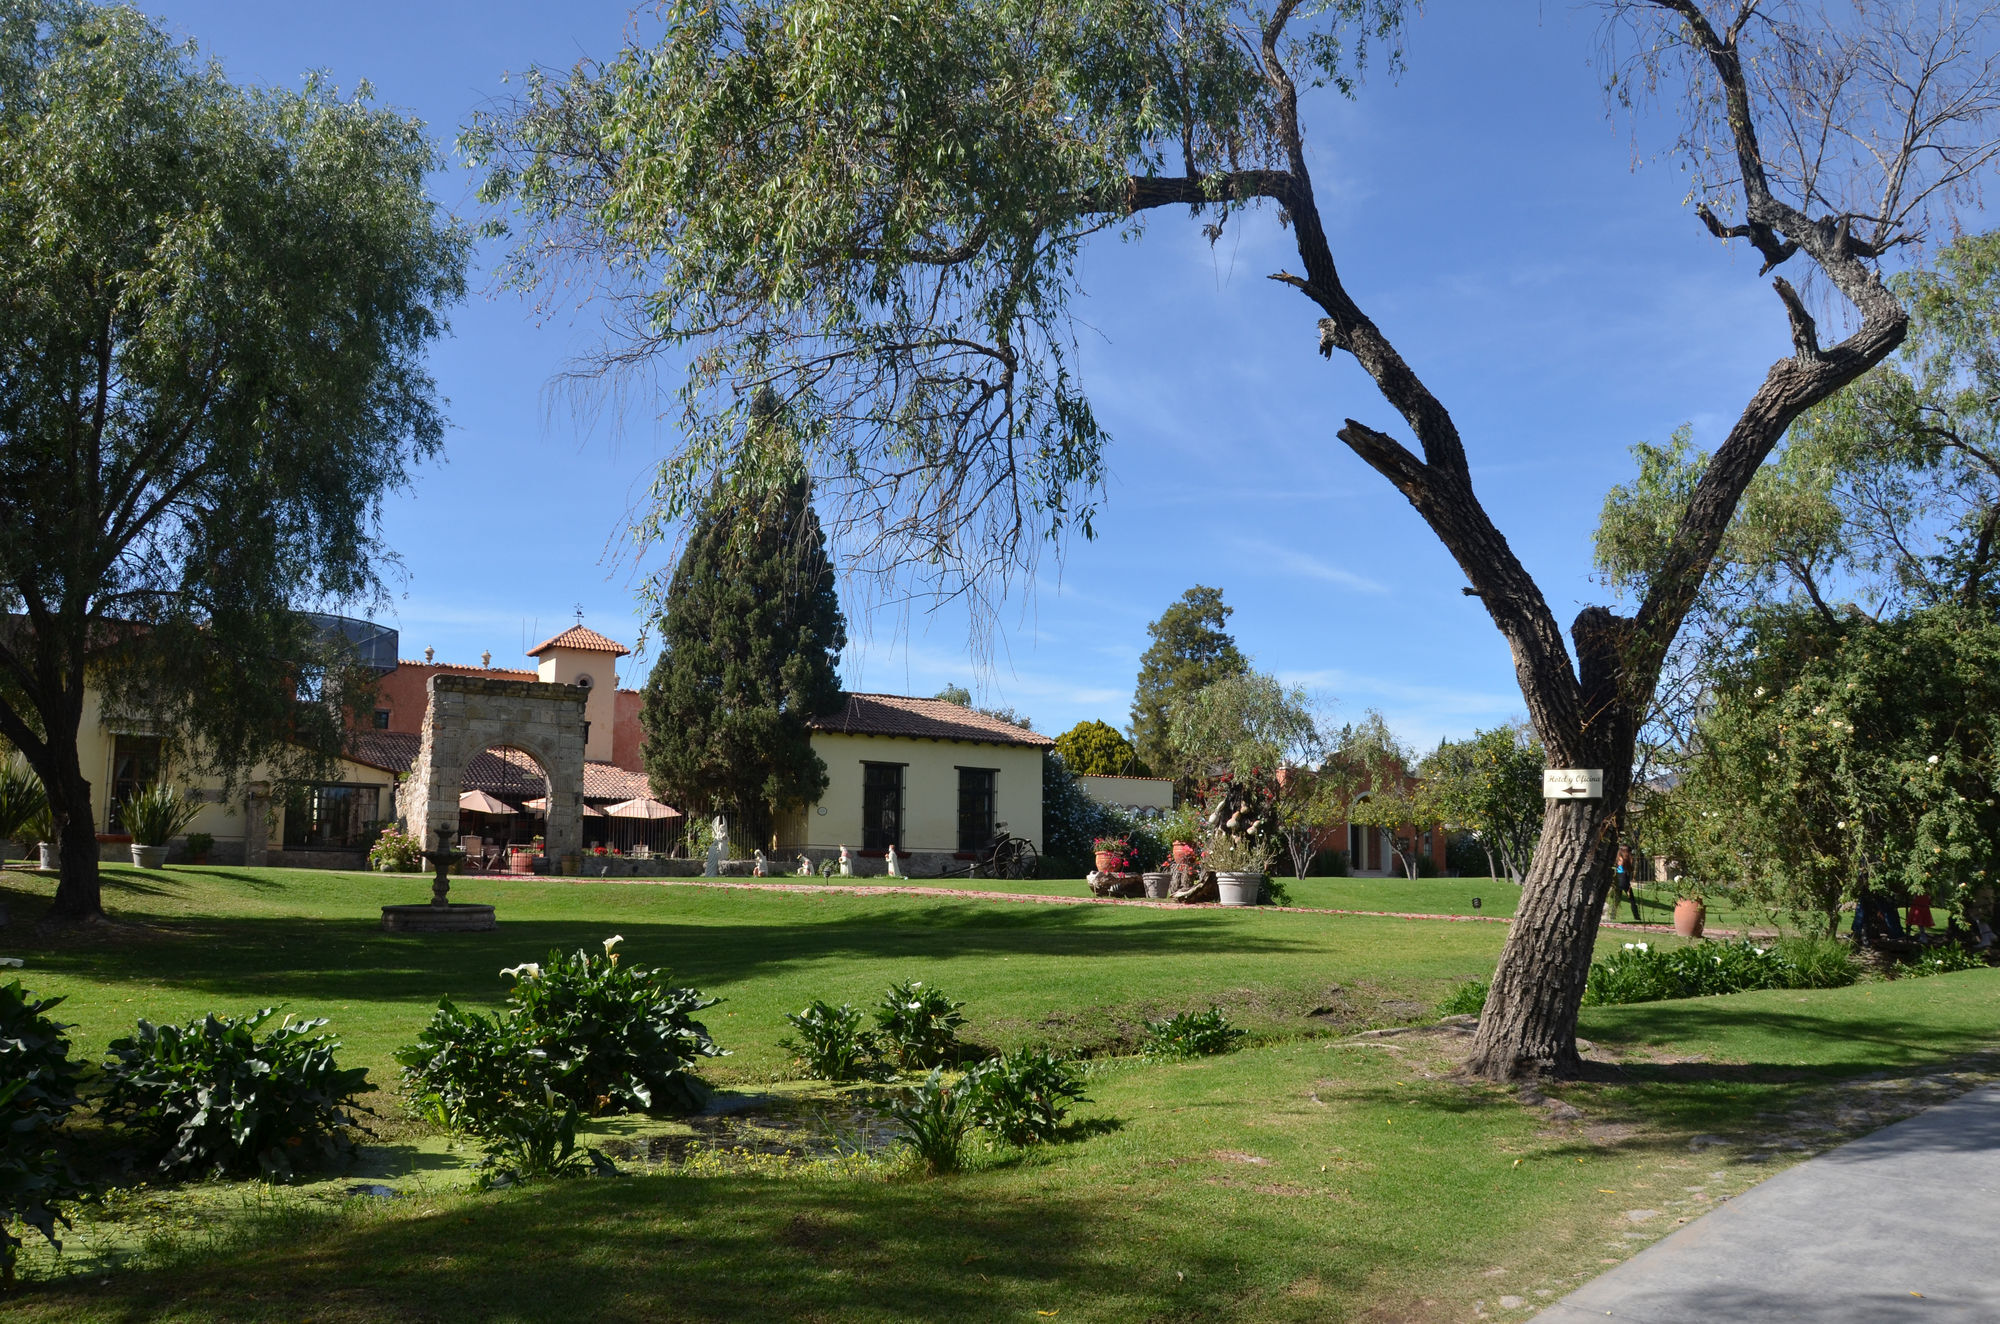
(1498, 1296), (1525, 1309)
(1625, 1209), (1660, 1223)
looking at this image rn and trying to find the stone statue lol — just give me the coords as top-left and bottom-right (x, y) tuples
(796, 853), (812, 877)
(885, 843), (902, 878)
(838, 844), (852, 877)
(753, 849), (768, 877)
(704, 815), (726, 878)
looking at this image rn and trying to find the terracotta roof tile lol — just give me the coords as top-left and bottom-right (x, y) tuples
(526, 625), (630, 658)
(809, 693), (1052, 747)
(393, 660), (540, 680)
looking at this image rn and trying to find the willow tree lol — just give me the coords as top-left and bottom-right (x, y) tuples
(469, 1), (2000, 1078)
(0, 3), (468, 922)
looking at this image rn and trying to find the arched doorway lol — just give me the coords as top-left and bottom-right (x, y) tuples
(397, 674), (587, 864)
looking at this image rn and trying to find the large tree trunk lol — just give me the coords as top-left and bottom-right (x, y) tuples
(1467, 795), (1624, 1078)
(43, 706), (104, 923)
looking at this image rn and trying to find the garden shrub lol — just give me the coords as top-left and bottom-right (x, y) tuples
(1436, 979), (1490, 1018)
(1582, 938), (1861, 1006)
(1, 981), (83, 1289)
(964, 1047), (1089, 1147)
(1141, 1007), (1244, 1059)
(401, 938), (723, 1128)
(887, 1069), (972, 1175)
(1900, 943), (1990, 977)
(367, 825), (424, 871)
(781, 1000), (878, 1081)
(873, 980), (967, 1070)
(101, 1009), (370, 1180)
(474, 1100), (617, 1189)
(396, 999), (525, 1134)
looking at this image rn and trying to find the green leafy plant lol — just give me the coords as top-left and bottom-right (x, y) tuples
(1, 981), (83, 1290)
(396, 1000), (528, 1134)
(100, 1009), (371, 1180)
(1901, 943), (1990, 977)
(1142, 1007), (1245, 1060)
(781, 1000), (879, 1081)
(1437, 979), (1490, 1018)
(887, 1069), (972, 1175)
(873, 980), (967, 1070)
(964, 1047), (1089, 1147)
(1582, 938), (1860, 1006)
(367, 825), (425, 871)
(182, 831), (213, 862)
(117, 783), (204, 847)
(474, 1098), (617, 1190)
(0, 760), (47, 855)
(399, 937), (724, 1130)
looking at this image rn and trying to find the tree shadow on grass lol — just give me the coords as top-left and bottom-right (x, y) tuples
(1581, 999), (2000, 1072)
(13, 1169), (1296, 1324)
(4, 901), (1322, 1010)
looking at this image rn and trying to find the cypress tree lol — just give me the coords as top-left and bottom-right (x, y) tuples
(640, 412), (846, 848)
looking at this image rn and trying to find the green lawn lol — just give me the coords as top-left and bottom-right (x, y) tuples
(748, 871), (1779, 933)
(4, 865), (1994, 1323)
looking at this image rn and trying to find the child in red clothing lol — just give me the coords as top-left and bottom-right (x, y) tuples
(1908, 892), (1935, 934)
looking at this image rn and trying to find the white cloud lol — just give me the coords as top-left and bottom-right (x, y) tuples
(1232, 541), (1389, 594)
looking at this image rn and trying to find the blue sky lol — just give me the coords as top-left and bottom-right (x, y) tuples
(148, 1), (1800, 748)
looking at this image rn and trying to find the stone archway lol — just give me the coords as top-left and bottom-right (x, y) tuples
(396, 674), (587, 862)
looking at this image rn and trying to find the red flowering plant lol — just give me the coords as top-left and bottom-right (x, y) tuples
(1091, 835), (1132, 872)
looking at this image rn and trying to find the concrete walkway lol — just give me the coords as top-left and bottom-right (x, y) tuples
(1535, 1082), (2000, 1322)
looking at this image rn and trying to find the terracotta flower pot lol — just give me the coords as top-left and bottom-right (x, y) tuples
(1171, 842), (1196, 864)
(509, 849), (536, 875)
(1094, 850), (1123, 873)
(1673, 897), (1706, 939)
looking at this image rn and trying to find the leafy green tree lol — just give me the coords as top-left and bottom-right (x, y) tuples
(934, 683), (1033, 730)
(1131, 587), (1248, 778)
(1669, 606), (2000, 936)
(1335, 712), (1434, 879)
(468, 0), (2000, 1078)
(639, 411), (848, 848)
(0, 3), (469, 922)
(1052, 720), (1147, 778)
(1418, 726), (1546, 884)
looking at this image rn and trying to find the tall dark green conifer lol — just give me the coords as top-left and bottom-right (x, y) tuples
(1129, 586), (1247, 775)
(640, 407), (846, 847)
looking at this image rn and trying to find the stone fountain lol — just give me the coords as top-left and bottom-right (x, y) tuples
(380, 823), (498, 933)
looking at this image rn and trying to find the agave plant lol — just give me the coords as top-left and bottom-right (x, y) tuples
(0, 759), (47, 853)
(118, 783), (203, 847)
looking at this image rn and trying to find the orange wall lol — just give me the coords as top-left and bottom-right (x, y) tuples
(365, 662), (538, 734)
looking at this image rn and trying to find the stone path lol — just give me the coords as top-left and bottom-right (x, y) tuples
(583, 875), (1769, 937)
(1533, 1082), (2000, 1322)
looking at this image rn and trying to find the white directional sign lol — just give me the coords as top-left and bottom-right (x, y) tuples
(1542, 768), (1604, 800)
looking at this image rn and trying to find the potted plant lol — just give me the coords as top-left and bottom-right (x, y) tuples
(184, 831), (214, 865)
(508, 843), (536, 874)
(1092, 835), (1131, 874)
(1671, 877), (1706, 938)
(0, 757), (47, 868)
(121, 783), (202, 869)
(1204, 831), (1274, 907)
